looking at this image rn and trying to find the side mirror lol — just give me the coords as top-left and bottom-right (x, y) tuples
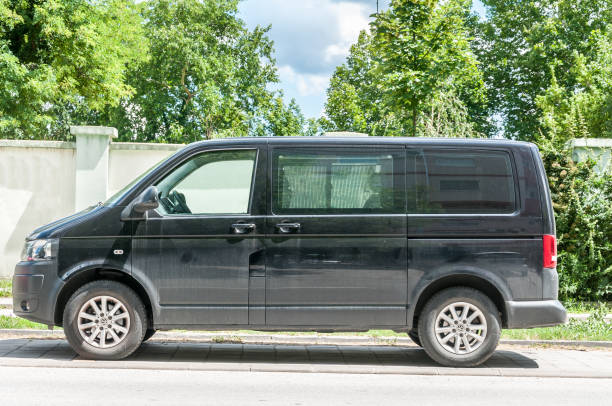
(121, 186), (160, 221)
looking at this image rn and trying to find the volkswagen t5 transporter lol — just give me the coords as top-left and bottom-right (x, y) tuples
(13, 137), (567, 367)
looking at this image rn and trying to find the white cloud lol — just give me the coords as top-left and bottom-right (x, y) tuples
(239, 0), (387, 117)
(278, 65), (330, 97)
(323, 2), (372, 63)
(240, 0), (373, 74)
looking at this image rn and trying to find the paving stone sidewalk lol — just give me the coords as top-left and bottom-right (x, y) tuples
(0, 337), (610, 378)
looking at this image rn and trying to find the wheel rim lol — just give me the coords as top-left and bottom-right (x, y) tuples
(434, 301), (487, 355)
(77, 296), (131, 349)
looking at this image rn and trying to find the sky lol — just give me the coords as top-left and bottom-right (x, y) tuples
(238, 0), (487, 119)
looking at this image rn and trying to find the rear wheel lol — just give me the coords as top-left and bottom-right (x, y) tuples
(418, 287), (500, 367)
(63, 280), (147, 360)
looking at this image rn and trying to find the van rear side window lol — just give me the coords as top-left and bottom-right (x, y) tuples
(408, 149), (516, 214)
(272, 148), (405, 214)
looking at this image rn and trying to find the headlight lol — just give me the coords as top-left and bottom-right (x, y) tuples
(21, 239), (58, 261)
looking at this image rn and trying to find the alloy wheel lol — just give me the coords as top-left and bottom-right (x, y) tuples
(77, 296), (131, 348)
(434, 301), (487, 355)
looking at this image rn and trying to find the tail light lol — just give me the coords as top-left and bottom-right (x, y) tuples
(543, 234), (557, 268)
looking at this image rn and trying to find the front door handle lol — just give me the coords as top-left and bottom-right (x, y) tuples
(231, 223), (255, 234)
(275, 222), (301, 234)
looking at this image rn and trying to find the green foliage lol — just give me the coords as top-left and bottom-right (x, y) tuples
(322, 1), (487, 138)
(536, 30), (612, 140)
(533, 29), (612, 301)
(538, 136), (612, 301)
(321, 32), (393, 136)
(372, 0), (484, 136)
(477, 0), (612, 140)
(416, 90), (483, 138)
(0, 278), (10, 297)
(0, 315), (54, 329)
(106, 0), (281, 141)
(253, 97), (321, 138)
(0, 0), (147, 139)
(0, 0), (312, 141)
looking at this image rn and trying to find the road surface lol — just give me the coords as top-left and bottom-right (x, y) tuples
(1, 366), (611, 405)
(0, 338), (611, 405)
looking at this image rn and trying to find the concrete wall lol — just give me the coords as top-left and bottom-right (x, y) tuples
(0, 141), (76, 278)
(0, 129), (183, 278)
(570, 138), (612, 175)
(108, 143), (182, 197)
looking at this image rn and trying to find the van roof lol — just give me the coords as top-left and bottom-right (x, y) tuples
(185, 136), (534, 149)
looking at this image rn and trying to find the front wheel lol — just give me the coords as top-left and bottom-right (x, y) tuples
(63, 280), (147, 360)
(142, 328), (156, 343)
(418, 287), (501, 367)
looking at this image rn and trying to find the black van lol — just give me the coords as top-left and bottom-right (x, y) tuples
(13, 137), (567, 366)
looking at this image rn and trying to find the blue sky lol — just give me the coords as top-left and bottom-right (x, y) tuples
(238, 0), (486, 119)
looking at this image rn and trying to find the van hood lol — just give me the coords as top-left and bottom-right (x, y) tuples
(27, 205), (104, 240)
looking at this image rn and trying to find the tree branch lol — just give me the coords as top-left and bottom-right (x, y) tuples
(181, 64), (194, 109)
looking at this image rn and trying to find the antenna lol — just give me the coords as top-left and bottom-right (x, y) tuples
(377, 0), (379, 13)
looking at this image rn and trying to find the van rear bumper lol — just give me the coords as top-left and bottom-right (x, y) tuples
(505, 300), (568, 329)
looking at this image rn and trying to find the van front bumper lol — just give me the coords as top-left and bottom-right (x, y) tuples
(12, 261), (63, 326)
(505, 300), (568, 329)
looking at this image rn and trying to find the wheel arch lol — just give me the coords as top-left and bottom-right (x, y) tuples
(54, 267), (154, 328)
(409, 273), (510, 330)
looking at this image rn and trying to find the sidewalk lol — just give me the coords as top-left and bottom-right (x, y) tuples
(0, 337), (611, 378)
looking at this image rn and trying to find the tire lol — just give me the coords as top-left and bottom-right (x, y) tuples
(408, 329), (422, 347)
(418, 287), (501, 367)
(142, 328), (156, 343)
(63, 280), (147, 360)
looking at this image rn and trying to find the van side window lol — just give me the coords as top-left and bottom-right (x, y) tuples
(408, 149), (516, 214)
(156, 149), (257, 215)
(272, 148), (404, 214)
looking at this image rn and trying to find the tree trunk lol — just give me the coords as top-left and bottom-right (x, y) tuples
(412, 103), (417, 137)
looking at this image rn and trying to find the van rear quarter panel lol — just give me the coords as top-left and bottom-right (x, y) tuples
(407, 144), (545, 320)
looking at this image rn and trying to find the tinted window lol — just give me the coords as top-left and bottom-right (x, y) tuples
(156, 149), (256, 215)
(272, 148), (404, 214)
(408, 149), (516, 214)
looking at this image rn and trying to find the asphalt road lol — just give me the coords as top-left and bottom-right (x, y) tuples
(1, 366), (611, 406)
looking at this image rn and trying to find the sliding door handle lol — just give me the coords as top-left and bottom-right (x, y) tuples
(231, 223), (255, 234)
(275, 222), (301, 234)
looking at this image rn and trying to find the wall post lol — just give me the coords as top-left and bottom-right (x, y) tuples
(70, 126), (117, 210)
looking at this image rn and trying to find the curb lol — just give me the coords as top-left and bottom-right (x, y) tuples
(1, 329), (611, 348)
(1, 357), (611, 379)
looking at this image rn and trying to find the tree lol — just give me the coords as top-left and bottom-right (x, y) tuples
(104, 0), (307, 142)
(0, 0), (147, 139)
(322, 1), (487, 138)
(476, 0), (612, 140)
(536, 29), (612, 141)
(1, 0), (311, 140)
(533, 29), (612, 301)
(252, 96), (317, 137)
(371, 0), (485, 136)
(321, 31), (398, 136)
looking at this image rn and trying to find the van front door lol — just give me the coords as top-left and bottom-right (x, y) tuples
(265, 145), (407, 327)
(132, 146), (266, 327)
